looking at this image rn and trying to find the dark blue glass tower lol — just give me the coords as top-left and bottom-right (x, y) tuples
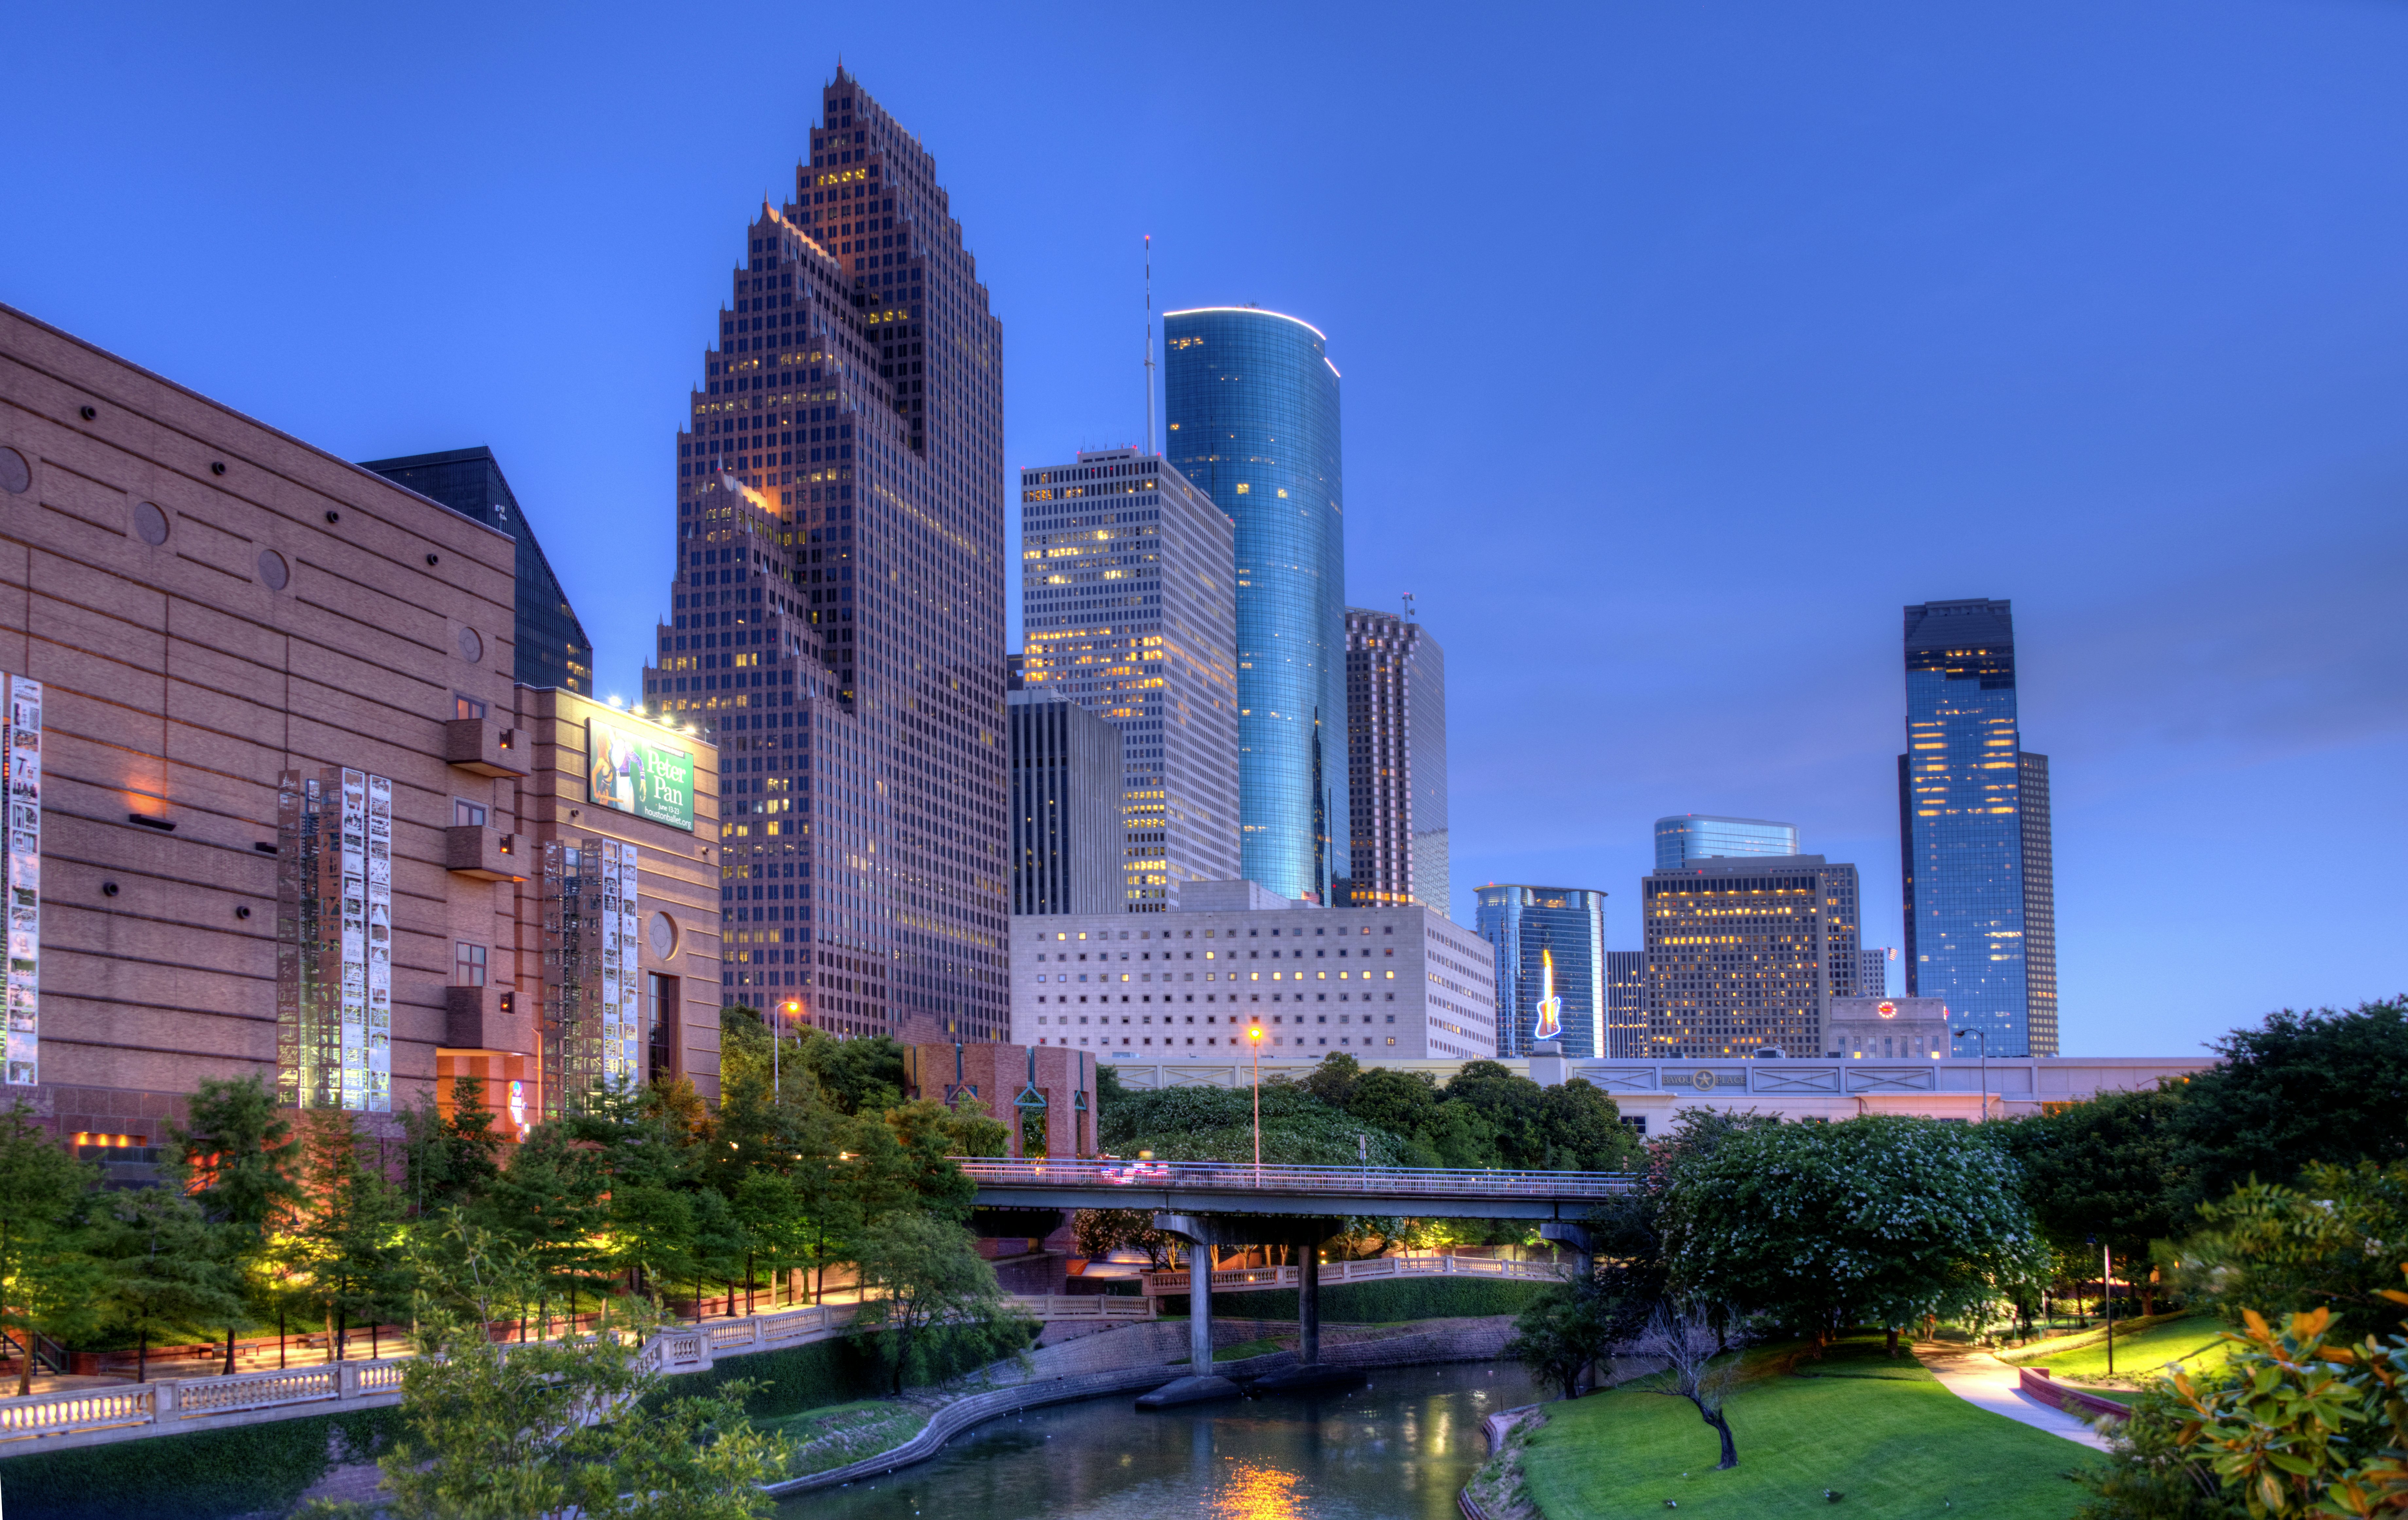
(1474, 884), (1607, 1059)
(1163, 308), (1348, 903)
(1898, 598), (2058, 1057)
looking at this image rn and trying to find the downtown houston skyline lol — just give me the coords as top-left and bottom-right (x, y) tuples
(9, 6), (2403, 1054)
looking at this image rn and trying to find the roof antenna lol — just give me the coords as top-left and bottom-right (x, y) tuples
(1403, 591), (1418, 622)
(1144, 235), (1158, 457)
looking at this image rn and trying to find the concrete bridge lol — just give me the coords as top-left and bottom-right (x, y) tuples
(957, 1157), (1630, 1406)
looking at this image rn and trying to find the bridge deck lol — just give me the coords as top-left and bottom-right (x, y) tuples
(955, 1158), (1635, 1220)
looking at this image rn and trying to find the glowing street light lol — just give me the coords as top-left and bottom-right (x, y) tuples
(776, 999), (802, 1100)
(1248, 1024), (1264, 1184)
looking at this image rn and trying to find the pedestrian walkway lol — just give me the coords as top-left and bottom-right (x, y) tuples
(1913, 1344), (2114, 1450)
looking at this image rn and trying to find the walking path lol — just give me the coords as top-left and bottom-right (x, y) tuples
(1912, 1344), (2114, 1450)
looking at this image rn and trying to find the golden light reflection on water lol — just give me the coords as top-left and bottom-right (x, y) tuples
(1211, 1460), (1303, 1520)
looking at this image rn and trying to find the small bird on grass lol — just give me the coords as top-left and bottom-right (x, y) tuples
(1824, 1489), (1845, 1502)
(1662, 1502), (1677, 1510)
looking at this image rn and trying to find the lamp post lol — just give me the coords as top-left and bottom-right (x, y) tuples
(776, 1000), (802, 1101)
(1248, 1025), (1264, 1185)
(1953, 1026), (1990, 1120)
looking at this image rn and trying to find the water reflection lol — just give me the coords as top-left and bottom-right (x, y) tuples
(781, 1361), (1543, 1520)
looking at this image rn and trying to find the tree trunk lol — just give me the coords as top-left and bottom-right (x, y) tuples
(279, 1306), (286, 1370)
(1704, 1404), (1738, 1470)
(747, 1253), (755, 1316)
(137, 1328), (148, 1384)
(223, 1323), (237, 1377)
(1885, 1325), (1900, 1355)
(16, 1324), (31, 1398)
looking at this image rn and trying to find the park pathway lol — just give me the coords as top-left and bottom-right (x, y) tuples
(1913, 1344), (2114, 1451)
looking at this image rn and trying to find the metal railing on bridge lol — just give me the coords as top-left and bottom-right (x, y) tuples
(1137, 1252), (1571, 1297)
(953, 1157), (1636, 1202)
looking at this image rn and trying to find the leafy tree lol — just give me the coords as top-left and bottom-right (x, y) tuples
(2072, 1373), (2251, 1520)
(1535, 1080), (1644, 1172)
(848, 1212), (1030, 1394)
(1074, 1207), (1178, 1267)
(2167, 1299), (2408, 1517)
(396, 1074), (501, 1219)
(0, 1104), (100, 1393)
(1101, 1079), (1411, 1168)
(2003, 1085), (2187, 1313)
(287, 1108), (407, 1360)
(2163, 1161), (2408, 1339)
(2168, 998), (2408, 1214)
(363, 1224), (779, 1520)
(1303, 1051), (1363, 1109)
(795, 1028), (907, 1116)
(90, 1187), (245, 1381)
(476, 1120), (609, 1330)
(166, 1074), (301, 1373)
(1443, 1061), (1551, 1167)
(1341, 1067), (1442, 1145)
(1661, 1114), (2051, 1351)
(1505, 1282), (1619, 1400)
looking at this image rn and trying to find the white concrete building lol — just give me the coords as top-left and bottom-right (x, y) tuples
(1009, 880), (1496, 1062)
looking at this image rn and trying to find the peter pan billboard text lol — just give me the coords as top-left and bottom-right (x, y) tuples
(587, 720), (695, 832)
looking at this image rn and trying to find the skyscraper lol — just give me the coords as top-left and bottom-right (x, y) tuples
(1474, 885), (1607, 1058)
(1344, 606), (1447, 914)
(1162, 307), (1349, 904)
(1641, 855), (1860, 1058)
(1606, 949), (1648, 1059)
(1897, 598), (2058, 1056)
(1654, 814), (1798, 871)
(362, 447), (593, 695)
(1017, 449), (1240, 910)
(1007, 691), (1123, 916)
(1858, 946), (1895, 999)
(639, 69), (1010, 1043)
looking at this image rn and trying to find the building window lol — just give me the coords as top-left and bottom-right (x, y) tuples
(455, 942), (487, 987)
(455, 799), (488, 827)
(455, 694), (487, 720)
(647, 973), (677, 1081)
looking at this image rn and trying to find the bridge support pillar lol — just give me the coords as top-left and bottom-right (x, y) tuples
(1539, 1220), (1601, 1284)
(1151, 1213), (1363, 1397)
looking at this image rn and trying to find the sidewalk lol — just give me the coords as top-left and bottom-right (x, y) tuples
(1913, 1344), (2114, 1451)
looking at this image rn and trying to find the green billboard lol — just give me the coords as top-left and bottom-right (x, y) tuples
(587, 719), (695, 832)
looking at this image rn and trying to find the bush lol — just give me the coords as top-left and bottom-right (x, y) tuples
(0, 1406), (397, 1520)
(652, 1316), (1032, 1421)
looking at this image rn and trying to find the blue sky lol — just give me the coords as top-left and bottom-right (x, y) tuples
(6, 2), (2402, 1057)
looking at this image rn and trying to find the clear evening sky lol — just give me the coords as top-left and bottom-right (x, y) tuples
(6, 3), (2401, 1056)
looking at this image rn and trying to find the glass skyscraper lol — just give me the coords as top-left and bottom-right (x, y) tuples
(1897, 598), (2058, 1056)
(1654, 814), (1798, 871)
(1474, 884), (1606, 1058)
(1163, 308), (1348, 904)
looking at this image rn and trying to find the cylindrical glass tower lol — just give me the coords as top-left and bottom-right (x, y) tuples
(1162, 307), (1348, 903)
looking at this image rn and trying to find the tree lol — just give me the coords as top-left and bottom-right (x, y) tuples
(0, 1104), (100, 1393)
(2163, 1161), (2408, 1339)
(90, 1187), (245, 1382)
(1661, 1114), (2051, 1351)
(1443, 1061), (1551, 1168)
(397, 1074), (501, 1219)
(2168, 998), (2408, 1214)
(1303, 1051), (1363, 1109)
(166, 1074), (301, 1373)
(848, 1212), (1030, 1394)
(1631, 1303), (1747, 1470)
(2003, 1085), (2187, 1314)
(572, 1088), (704, 1311)
(287, 1109), (407, 1361)
(1534, 1080), (1644, 1172)
(1504, 1282), (1618, 1401)
(475, 1120), (609, 1330)
(366, 1224), (779, 1520)
(2169, 1301), (2408, 1517)
(1075, 1208), (1178, 1268)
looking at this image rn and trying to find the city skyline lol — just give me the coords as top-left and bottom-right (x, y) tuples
(9, 5), (2403, 1057)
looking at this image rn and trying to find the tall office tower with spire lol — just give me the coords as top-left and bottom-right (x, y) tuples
(1162, 307), (1349, 904)
(639, 69), (1009, 1044)
(1017, 449), (1240, 910)
(1344, 606), (1447, 914)
(1897, 598), (2058, 1056)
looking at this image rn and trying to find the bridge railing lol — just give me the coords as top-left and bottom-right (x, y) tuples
(952, 1158), (1636, 1200)
(1137, 1252), (1571, 1297)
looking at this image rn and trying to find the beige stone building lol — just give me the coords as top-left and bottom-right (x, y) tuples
(0, 303), (723, 1158)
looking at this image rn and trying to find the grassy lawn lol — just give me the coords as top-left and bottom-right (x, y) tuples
(2000, 1314), (2237, 1386)
(756, 1398), (929, 1477)
(1520, 1337), (2097, 1520)
(1171, 1337), (1288, 1364)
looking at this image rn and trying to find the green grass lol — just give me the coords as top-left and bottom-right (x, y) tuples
(1170, 1337), (1286, 1365)
(756, 1398), (929, 1477)
(1521, 1337), (2097, 1520)
(2000, 1313), (2238, 1386)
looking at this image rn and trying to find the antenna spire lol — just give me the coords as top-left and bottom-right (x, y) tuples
(1144, 236), (1158, 457)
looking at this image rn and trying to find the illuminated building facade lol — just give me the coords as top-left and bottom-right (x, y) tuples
(1344, 606), (1448, 914)
(1641, 855), (1860, 1058)
(1017, 449), (1239, 910)
(1474, 885), (1607, 1059)
(1008, 885), (1496, 1062)
(1897, 598), (2058, 1056)
(363, 447), (593, 695)
(1859, 946), (1895, 999)
(1654, 814), (1797, 871)
(1007, 690), (1123, 915)
(1606, 949), (1647, 1058)
(1162, 307), (1349, 905)
(639, 68), (1011, 1043)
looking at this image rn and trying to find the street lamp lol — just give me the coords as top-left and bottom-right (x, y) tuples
(1248, 1024), (1264, 1184)
(776, 1000), (801, 1100)
(1953, 1026), (1990, 1120)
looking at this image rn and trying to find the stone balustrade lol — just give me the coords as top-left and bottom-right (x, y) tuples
(1139, 1252), (1568, 1297)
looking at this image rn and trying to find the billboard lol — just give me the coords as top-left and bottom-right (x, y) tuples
(587, 719), (695, 832)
